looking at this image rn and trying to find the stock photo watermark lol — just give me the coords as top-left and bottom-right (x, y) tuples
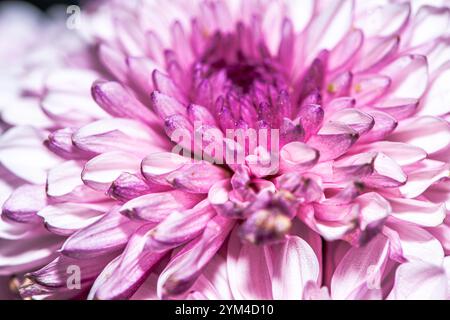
(169, 121), (281, 173)
(66, 265), (81, 290)
(66, 5), (82, 30)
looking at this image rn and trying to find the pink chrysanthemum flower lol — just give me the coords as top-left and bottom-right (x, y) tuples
(0, 0), (449, 300)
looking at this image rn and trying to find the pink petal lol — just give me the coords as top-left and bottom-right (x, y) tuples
(81, 151), (141, 192)
(327, 109), (374, 135)
(189, 254), (234, 300)
(23, 253), (114, 298)
(46, 128), (93, 160)
(120, 191), (202, 222)
(93, 224), (166, 300)
(370, 97), (419, 120)
(331, 235), (389, 300)
(2, 184), (46, 223)
(0, 127), (60, 184)
(352, 141), (427, 166)
(130, 274), (159, 300)
(227, 227), (272, 300)
(108, 173), (167, 202)
(279, 142), (319, 173)
(151, 91), (187, 119)
(146, 200), (216, 252)
(141, 152), (191, 186)
(388, 116), (450, 155)
(38, 202), (110, 236)
(41, 92), (107, 126)
(329, 29), (364, 71)
(305, 0), (353, 60)
(308, 122), (359, 161)
(420, 65), (450, 116)
(166, 162), (229, 194)
(92, 80), (160, 126)
(363, 152), (407, 188)
(353, 36), (400, 73)
(152, 70), (187, 104)
(358, 111), (398, 143)
(98, 44), (128, 83)
(0, 233), (62, 276)
(46, 160), (105, 203)
(400, 159), (449, 198)
(61, 207), (143, 259)
(405, 6), (450, 48)
(352, 75), (391, 106)
(158, 216), (234, 298)
(380, 54), (429, 100)
(126, 56), (157, 96)
(72, 118), (166, 157)
(389, 198), (446, 227)
(384, 221), (444, 265)
(387, 261), (447, 300)
(355, 2), (410, 37)
(269, 236), (320, 300)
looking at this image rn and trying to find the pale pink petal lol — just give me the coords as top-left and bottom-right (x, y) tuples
(81, 151), (141, 192)
(269, 236), (320, 300)
(93, 224), (166, 300)
(331, 235), (389, 300)
(227, 227), (272, 300)
(120, 191), (202, 222)
(388, 116), (450, 155)
(388, 198), (446, 227)
(0, 127), (60, 184)
(2, 184), (46, 223)
(384, 221), (444, 265)
(387, 261), (448, 300)
(38, 202), (110, 236)
(61, 207), (143, 259)
(73, 118), (166, 156)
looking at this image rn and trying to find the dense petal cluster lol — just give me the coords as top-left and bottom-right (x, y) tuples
(0, 0), (449, 300)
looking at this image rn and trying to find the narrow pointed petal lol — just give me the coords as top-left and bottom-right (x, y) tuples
(384, 221), (444, 265)
(387, 261), (447, 300)
(166, 162), (229, 194)
(151, 91), (187, 119)
(108, 173), (166, 202)
(93, 225), (166, 300)
(269, 236), (320, 300)
(61, 208), (142, 259)
(227, 227), (272, 300)
(141, 152), (191, 186)
(92, 80), (160, 126)
(400, 160), (449, 198)
(388, 116), (450, 155)
(0, 127), (60, 184)
(158, 216), (234, 298)
(81, 152), (141, 192)
(389, 198), (446, 227)
(73, 118), (166, 156)
(152, 70), (187, 104)
(38, 203), (109, 236)
(2, 184), (46, 223)
(308, 123), (359, 161)
(46, 160), (105, 203)
(331, 235), (389, 300)
(46, 128), (93, 160)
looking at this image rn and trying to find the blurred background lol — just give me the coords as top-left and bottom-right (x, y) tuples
(10, 0), (80, 10)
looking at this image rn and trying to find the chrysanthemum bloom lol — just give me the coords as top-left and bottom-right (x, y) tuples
(0, 0), (449, 300)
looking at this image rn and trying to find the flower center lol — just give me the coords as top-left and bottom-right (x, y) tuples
(192, 31), (292, 131)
